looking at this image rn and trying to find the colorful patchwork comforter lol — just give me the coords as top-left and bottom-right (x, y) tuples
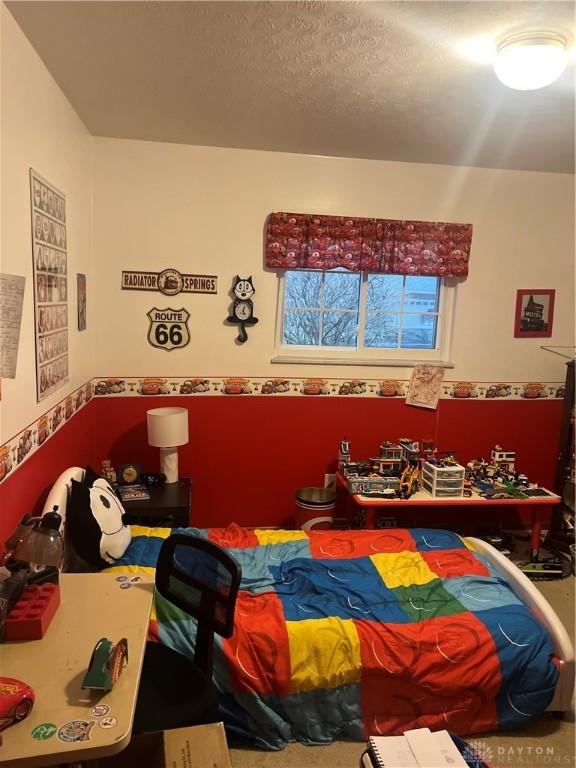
(107, 524), (559, 749)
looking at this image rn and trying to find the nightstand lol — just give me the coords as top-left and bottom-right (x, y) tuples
(121, 477), (191, 528)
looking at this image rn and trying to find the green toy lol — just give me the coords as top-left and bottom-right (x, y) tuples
(82, 637), (128, 692)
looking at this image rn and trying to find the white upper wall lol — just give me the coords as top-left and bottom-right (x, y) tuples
(0, 5), (95, 442)
(1, 0), (574, 449)
(93, 137), (575, 382)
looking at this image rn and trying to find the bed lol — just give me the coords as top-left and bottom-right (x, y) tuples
(43, 468), (575, 750)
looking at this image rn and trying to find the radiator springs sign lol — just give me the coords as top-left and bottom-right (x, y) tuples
(147, 308), (190, 351)
(122, 268), (217, 296)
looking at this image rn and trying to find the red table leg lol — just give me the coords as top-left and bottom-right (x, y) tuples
(365, 506), (376, 529)
(531, 507), (543, 562)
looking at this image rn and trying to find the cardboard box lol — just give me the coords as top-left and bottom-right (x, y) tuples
(93, 722), (232, 768)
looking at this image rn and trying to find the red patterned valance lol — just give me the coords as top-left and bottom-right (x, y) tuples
(265, 212), (472, 277)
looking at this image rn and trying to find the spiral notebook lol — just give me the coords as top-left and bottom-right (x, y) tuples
(368, 728), (467, 768)
(368, 735), (419, 767)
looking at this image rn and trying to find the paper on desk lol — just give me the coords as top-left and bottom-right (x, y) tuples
(0, 274), (25, 378)
(432, 730), (468, 766)
(404, 728), (467, 767)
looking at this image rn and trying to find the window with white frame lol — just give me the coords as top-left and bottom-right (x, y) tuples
(274, 269), (455, 365)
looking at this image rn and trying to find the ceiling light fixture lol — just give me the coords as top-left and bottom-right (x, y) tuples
(493, 32), (569, 91)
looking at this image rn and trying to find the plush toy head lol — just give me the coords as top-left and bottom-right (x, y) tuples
(68, 467), (131, 569)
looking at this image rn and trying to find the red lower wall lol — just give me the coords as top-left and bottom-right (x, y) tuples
(0, 403), (100, 544)
(93, 395), (563, 530)
(0, 395), (563, 543)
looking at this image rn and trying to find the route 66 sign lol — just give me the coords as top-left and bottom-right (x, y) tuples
(147, 307), (190, 351)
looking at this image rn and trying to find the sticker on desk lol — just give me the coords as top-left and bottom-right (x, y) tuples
(115, 576), (128, 582)
(57, 720), (95, 742)
(31, 723), (57, 740)
(119, 582), (132, 590)
(90, 704), (110, 717)
(129, 576), (143, 583)
(99, 716), (117, 729)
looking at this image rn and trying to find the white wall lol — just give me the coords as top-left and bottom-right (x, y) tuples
(2, 1), (573, 446)
(93, 137), (574, 382)
(0, 5), (95, 442)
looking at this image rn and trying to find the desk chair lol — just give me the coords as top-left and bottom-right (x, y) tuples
(133, 533), (241, 734)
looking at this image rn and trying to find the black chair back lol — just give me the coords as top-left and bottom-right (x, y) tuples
(155, 533), (241, 677)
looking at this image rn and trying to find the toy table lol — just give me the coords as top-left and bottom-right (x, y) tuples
(0, 573), (153, 767)
(336, 472), (561, 561)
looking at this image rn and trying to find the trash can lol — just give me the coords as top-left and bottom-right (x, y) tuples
(295, 487), (336, 530)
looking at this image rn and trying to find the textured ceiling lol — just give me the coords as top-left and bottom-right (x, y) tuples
(6, 1), (575, 173)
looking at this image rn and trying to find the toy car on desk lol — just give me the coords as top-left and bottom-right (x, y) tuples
(0, 678), (35, 734)
(82, 637), (128, 692)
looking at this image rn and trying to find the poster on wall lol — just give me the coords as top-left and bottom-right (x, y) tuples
(77, 273), (86, 331)
(514, 289), (555, 338)
(30, 169), (68, 401)
(0, 274), (25, 378)
(405, 365), (445, 409)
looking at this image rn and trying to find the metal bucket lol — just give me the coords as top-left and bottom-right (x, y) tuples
(295, 487), (336, 530)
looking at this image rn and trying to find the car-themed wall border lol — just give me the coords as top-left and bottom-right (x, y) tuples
(91, 376), (565, 399)
(0, 380), (93, 486)
(0, 376), (564, 487)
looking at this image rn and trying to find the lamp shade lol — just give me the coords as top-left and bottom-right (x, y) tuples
(14, 510), (64, 569)
(147, 407), (189, 448)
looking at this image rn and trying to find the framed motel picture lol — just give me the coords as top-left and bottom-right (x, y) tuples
(514, 289), (555, 338)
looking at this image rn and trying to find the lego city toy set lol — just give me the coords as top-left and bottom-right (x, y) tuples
(338, 439), (554, 501)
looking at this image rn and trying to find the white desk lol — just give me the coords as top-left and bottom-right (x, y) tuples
(0, 573), (153, 767)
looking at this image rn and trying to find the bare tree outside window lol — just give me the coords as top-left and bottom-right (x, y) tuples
(282, 270), (440, 350)
(283, 270), (360, 347)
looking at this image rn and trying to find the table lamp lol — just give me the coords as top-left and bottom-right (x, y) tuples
(12, 509), (64, 571)
(147, 407), (189, 483)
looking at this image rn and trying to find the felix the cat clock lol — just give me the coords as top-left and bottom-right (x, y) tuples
(226, 275), (258, 344)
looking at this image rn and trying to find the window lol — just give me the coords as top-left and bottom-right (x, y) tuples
(274, 270), (455, 366)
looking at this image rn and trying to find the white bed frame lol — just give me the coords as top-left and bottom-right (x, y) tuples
(42, 468), (574, 715)
(467, 537), (574, 715)
(42, 466), (85, 571)
(42, 466), (85, 526)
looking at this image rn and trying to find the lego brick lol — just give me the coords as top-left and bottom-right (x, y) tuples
(5, 583), (60, 641)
